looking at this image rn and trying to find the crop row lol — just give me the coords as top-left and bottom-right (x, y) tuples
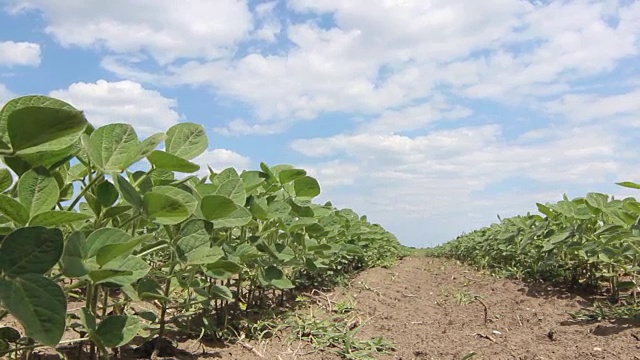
(430, 187), (640, 303)
(0, 95), (404, 358)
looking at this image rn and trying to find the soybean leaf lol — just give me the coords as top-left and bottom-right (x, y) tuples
(62, 231), (88, 278)
(96, 180), (119, 207)
(0, 169), (12, 192)
(177, 232), (224, 265)
(0, 194), (29, 225)
(0, 327), (20, 343)
(0, 274), (66, 346)
(215, 178), (246, 206)
(18, 167), (59, 216)
(210, 285), (234, 301)
(29, 210), (92, 227)
(6, 106), (87, 155)
(94, 257), (150, 286)
(114, 174), (142, 210)
(165, 123), (208, 160)
(137, 277), (164, 301)
(151, 186), (197, 215)
(0, 95), (81, 149)
(96, 234), (153, 266)
(279, 168), (307, 184)
(213, 205), (252, 228)
(80, 307), (97, 333)
(212, 168), (240, 187)
(267, 201), (291, 219)
(200, 195), (236, 220)
(86, 124), (141, 172)
(88, 269), (133, 284)
(94, 315), (141, 348)
(139, 133), (167, 157)
(206, 260), (242, 280)
(147, 150), (200, 173)
(0, 227), (63, 276)
(85, 228), (132, 259)
(261, 265), (294, 289)
(143, 192), (190, 225)
(293, 176), (321, 198)
(617, 181), (640, 190)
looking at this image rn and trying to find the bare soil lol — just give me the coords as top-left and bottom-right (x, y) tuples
(15, 257), (640, 359)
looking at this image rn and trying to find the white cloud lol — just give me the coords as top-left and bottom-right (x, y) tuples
(545, 88), (640, 124)
(291, 121), (630, 244)
(49, 80), (181, 135)
(0, 41), (41, 66)
(213, 118), (288, 136)
(7, 0), (253, 64)
(0, 84), (15, 107)
(193, 149), (251, 174)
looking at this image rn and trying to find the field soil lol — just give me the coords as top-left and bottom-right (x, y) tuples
(18, 257), (640, 359)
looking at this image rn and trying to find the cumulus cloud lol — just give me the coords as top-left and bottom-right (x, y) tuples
(213, 118), (289, 136)
(49, 80), (181, 135)
(0, 41), (41, 66)
(7, 0), (253, 64)
(193, 149), (251, 175)
(0, 84), (15, 107)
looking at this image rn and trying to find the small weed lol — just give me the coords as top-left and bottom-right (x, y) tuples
(282, 307), (395, 359)
(454, 289), (474, 305)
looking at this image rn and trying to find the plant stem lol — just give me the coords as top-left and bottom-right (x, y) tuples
(66, 174), (102, 211)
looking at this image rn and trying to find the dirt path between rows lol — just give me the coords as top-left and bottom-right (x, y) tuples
(219, 256), (640, 360)
(26, 256), (640, 359)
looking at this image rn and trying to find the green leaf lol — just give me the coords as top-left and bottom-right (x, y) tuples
(18, 167), (59, 216)
(96, 234), (153, 266)
(0, 227), (63, 276)
(213, 205), (252, 228)
(151, 186), (197, 215)
(80, 307), (97, 332)
(86, 228), (132, 258)
(0, 274), (66, 346)
(200, 195), (237, 220)
(95, 256), (150, 286)
(0, 194), (29, 225)
(86, 124), (141, 172)
(279, 168), (307, 184)
(94, 315), (141, 347)
(205, 260), (242, 279)
(96, 180), (119, 207)
(215, 178), (246, 206)
(88, 269), (133, 284)
(5, 104), (87, 155)
(261, 265), (294, 289)
(29, 210), (92, 227)
(210, 285), (233, 301)
(62, 231), (88, 278)
(114, 174), (142, 209)
(0, 327), (21, 343)
(139, 133), (166, 157)
(0, 95), (81, 148)
(177, 232), (224, 265)
(147, 150), (200, 173)
(293, 176), (321, 198)
(617, 181), (640, 190)
(143, 192), (190, 225)
(0, 169), (12, 192)
(267, 201), (291, 219)
(165, 122), (208, 160)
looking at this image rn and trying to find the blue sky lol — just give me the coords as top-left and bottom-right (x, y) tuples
(1, 0), (640, 247)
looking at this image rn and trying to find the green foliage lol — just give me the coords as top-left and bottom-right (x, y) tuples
(0, 94), (403, 358)
(431, 189), (640, 308)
